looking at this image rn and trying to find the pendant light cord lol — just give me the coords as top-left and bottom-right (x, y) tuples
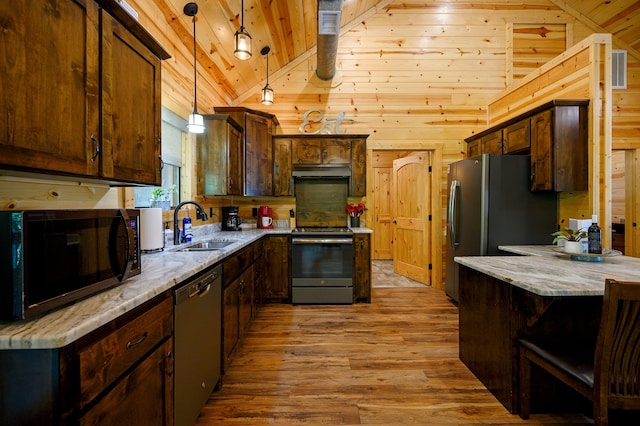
(192, 15), (198, 114)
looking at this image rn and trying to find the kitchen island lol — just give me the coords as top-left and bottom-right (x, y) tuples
(454, 246), (640, 414)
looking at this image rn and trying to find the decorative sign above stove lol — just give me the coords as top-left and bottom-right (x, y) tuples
(299, 110), (353, 134)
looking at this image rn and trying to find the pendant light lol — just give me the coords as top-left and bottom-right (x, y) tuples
(184, 2), (205, 134)
(261, 46), (274, 105)
(234, 0), (252, 60)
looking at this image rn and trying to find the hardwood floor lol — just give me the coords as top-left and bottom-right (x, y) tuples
(197, 286), (593, 425)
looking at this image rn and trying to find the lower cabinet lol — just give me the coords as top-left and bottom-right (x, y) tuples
(264, 236), (290, 301)
(353, 233), (372, 303)
(0, 293), (174, 426)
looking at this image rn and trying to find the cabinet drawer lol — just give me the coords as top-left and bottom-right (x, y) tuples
(503, 120), (531, 154)
(223, 245), (254, 288)
(78, 297), (173, 407)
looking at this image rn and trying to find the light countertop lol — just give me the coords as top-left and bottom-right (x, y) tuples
(455, 245), (640, 298)
(0, 226), (372, 350)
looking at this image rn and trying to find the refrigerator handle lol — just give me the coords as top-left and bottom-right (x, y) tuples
(448, 180), (460, 247)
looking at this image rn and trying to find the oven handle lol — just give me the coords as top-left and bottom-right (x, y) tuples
(292, 238), (353, 245)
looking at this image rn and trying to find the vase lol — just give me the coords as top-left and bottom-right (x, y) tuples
(350, 216), (360, 228)
(563, 240), (583, 253)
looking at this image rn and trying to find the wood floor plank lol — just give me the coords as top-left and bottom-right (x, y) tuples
(196, 287), (592, 425)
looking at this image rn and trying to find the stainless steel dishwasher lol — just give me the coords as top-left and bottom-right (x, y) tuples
(174, 265), (222, 426)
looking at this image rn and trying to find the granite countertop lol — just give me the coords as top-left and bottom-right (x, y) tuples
(455, 245), (640, 298)
(0, 226), (372, 350)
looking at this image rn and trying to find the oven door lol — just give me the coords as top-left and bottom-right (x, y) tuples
(291, 236), (353, 304)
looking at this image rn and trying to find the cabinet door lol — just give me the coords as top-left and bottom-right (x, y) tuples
(79, 338), (174, 426)
(244, 112), (273, 195)
(530, 110), (553, 191)
(197, 117), (228, 195)
(466, 140), (480, 157)
(253, 239), (266, 310)
(292, 139), (323, 164)
(323, 139), (351, 164)
(101, 11), (162, 185)
(238, 266), (254, 336)
(480, 130), (503, 155)
(265, 236), (290, 300)
(0, 0), (100, 177)
(227, 123), (244, 195)
(503, 119), (530, 154)
(353, 234), (372, 303)
(273, 138), (293, 196)
(222, 280), (240, 370)
(350, 138), (366, 196)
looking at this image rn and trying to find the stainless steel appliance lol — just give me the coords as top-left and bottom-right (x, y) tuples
(221, 206), (242, 231)
(291, 227), (354, 304)
(445, 154), (558, 302)
(174, 265), (222, 426)
(0, 209), (141, 320)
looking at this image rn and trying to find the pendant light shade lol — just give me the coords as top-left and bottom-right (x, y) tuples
(261, 46), (274, 105)
(234, 0), (252, 60)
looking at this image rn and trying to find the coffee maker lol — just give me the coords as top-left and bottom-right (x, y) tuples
(257, 205), (273, 229)
(221, 206), (242, 231)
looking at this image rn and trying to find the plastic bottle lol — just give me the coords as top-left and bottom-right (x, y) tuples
(588, 214), (602, 254)
(182, 208), (192, 243)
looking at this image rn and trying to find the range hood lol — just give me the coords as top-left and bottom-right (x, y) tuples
(292, 164), (351, 178)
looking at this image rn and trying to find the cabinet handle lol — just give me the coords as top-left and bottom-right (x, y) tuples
(126, 331), (148, 349)
(90, 134), (99, 162)
(166, 350), (174, 377)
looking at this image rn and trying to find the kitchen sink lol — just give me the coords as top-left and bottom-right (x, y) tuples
(175, 240), (236, 252)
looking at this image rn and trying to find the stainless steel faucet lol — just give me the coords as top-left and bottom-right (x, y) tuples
(173, 200), (208, 245)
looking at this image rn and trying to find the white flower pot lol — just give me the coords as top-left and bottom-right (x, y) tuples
(563, 241), (583, 253)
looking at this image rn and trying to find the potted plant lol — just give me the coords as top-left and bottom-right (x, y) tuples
(149, 185), (176, 210)
(552, 227), (587, 253)
(346, 202), (367, 228)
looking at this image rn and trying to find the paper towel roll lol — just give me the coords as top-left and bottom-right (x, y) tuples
(140, 208), (164, 251)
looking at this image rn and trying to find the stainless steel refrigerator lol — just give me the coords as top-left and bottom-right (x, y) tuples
(445, 154), (557, 302)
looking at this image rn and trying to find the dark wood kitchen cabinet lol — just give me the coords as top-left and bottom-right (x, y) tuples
(273, 138), (293, 196)
(214, 107), (279, 196)
(353, 233), (372, 303)
(274, 134), (368, 197)
(292, 138), (352, 164)
(530, 103), (588, 191)
(465, 100), (588, 192)
(0, 0), (169, 185)
(264, 236), (291, 301)
(196, 114), (243, 195)
(0, 293), (174, 425)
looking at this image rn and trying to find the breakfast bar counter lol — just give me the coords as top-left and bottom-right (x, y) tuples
(454, 246), (640, 414)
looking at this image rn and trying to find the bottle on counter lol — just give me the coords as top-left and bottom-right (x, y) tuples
(588, 214), (602, 254)
(182, 207), (192, 243)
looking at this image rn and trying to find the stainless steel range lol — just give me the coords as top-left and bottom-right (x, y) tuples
(291, 227), (354, 304)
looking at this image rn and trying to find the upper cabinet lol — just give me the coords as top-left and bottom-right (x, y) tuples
(196, 115), (243, 196)
(465, 100), (589, 191)
(213, 107), (278, 196)
(273, 134), (368, 197)
(0, 0), (169, 185)
(292, 138), (351, 165)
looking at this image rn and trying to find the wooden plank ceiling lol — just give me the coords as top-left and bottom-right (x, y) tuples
(146, 0), (639, 105)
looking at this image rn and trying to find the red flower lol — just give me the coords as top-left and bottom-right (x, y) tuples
(346, 202), (367, 217)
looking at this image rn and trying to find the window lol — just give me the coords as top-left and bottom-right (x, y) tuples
(134, 107), (186, 208)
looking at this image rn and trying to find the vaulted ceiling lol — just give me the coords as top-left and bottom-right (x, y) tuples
(145, 0), (639, 105)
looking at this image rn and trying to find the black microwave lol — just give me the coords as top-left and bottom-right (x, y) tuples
(0, 209), (141, 321)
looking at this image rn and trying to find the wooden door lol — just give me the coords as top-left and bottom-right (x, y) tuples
(373, 168), (393, 259)
(392, 153), (431, 285)
(244, 112), (273, 195)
